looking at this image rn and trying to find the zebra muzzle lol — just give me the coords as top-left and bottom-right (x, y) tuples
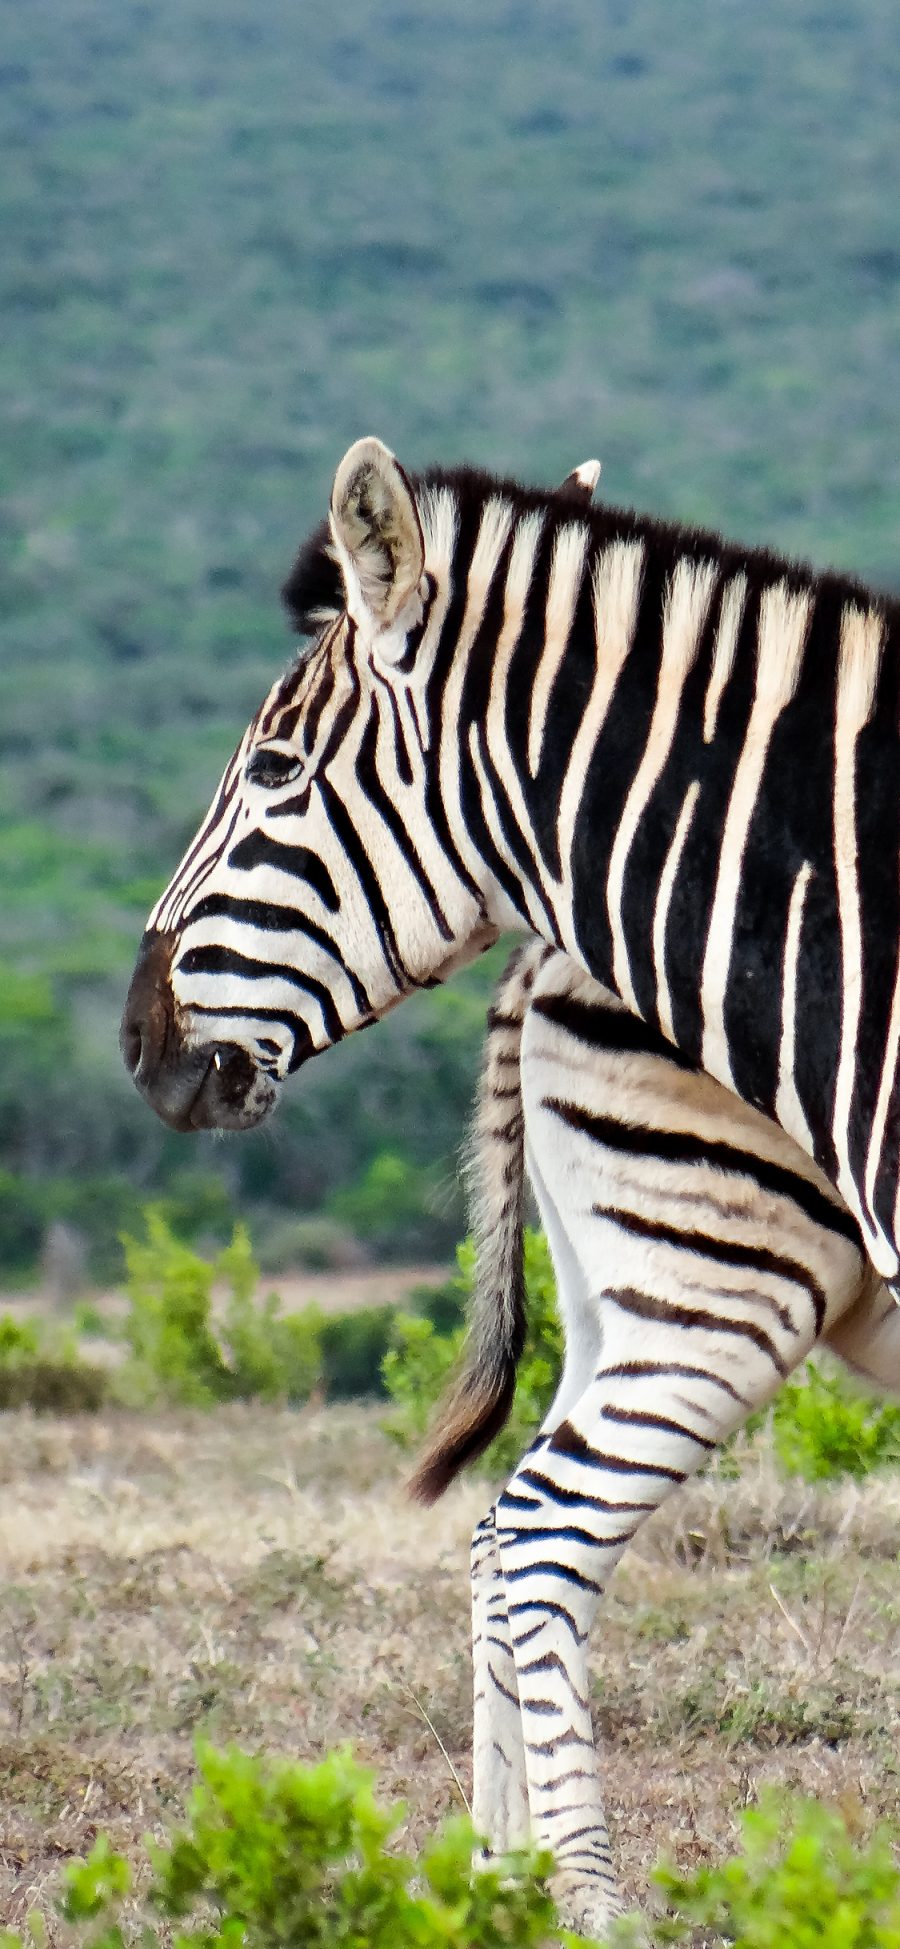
(120, 929), (276, 1132)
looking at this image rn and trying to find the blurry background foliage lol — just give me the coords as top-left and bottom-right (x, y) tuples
(2, 0), (899, 1281)
(5, 1218), (899, 1500)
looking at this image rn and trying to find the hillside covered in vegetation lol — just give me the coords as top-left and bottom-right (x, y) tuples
(3, 0), (899, 1279)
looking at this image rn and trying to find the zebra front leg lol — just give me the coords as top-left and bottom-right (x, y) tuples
(495, 1306), (805, 1938)
(494, 1416), (633, 1932)
(471, 1506), (531, 1860)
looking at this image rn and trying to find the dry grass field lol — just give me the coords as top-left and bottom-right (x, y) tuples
(1, 1402), (900, 1935)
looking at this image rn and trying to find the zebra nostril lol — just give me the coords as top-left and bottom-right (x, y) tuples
(122, 1018), (143, 1078)
(120, 930), (178, 1091)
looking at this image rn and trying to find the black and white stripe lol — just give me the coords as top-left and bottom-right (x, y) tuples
(126, 435), (900, 1930)
(433, 942), (897, 1930)
(141, 437), (899, 1280)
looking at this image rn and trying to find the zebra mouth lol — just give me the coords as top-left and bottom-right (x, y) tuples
(124, 1040), (278, 1135)
(179, 1045), (279, 1133)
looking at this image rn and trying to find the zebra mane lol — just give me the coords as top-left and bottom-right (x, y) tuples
(281, 461), (893, 643)
(281, 518), (343, 636)
(280, 463), (632, 637)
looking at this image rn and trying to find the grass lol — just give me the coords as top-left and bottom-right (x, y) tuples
(1, 1410), (899, 1933)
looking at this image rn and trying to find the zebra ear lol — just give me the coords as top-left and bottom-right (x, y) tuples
(558, 459), (601, 505)
(330, 437), (425, 627)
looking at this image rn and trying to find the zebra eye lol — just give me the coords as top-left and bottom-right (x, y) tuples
(245, 746), (303, 789)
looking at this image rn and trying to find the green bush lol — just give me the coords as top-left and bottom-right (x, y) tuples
(769, 1364), (900, 1483)
(382, 1229), (563, 1477)
(320, 1305), (397, 1400)
(327, 1150), (446, 1255)
(0, 1361), (108, 1413)
(649, 1790), (900, 1946)
(9, 1743), (562, 1949)
(120, 1212), (234, 1407)
(321, 1290), (467, 1403)
(410, 1275), (467, 1337)
(0, 1310), (108, 1413)
(118, 1214), (323, 1409)
(381, 1311), (460, 1445)
(215, 1226), (323, 1405)
(6, 1754), (899, 1949)
(118, 1217), (464, 1411)
(0, 1315), (41, 1364)
(0, 1172), (45, 1278)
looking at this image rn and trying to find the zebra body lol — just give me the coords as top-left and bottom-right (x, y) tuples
(124, 437), (900, 1283)
(422, 941), (897, 1926)
(120, 437), (900, 1930)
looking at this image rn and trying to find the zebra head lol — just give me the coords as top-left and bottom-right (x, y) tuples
(122, 438), (601, 1132)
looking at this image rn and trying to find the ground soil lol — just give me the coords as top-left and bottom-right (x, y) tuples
(1, 1400), (899, 1936)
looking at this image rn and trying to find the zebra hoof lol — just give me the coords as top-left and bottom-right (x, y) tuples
(551, 1870), (630, 1940)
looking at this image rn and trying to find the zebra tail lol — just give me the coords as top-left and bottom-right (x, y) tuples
(409, 943), (546, 1504)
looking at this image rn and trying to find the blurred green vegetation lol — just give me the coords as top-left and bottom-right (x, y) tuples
(7, 1743), (562, 1949)
(3, 0), (899, 1278)
(0, 1217), (464, 1412)
(383, 1230), (564, 1476)
(4, 1220), (900, 1505)
(117, 1213), (323, 1407)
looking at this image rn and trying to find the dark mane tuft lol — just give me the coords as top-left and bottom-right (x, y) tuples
(281, 459), (895, 645)
(281, 518), (344, 635)
(412, 462), (892, 616)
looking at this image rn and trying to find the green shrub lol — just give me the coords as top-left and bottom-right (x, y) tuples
(253, 1305), (324, 1405)
(8, 1754), (900, 1949)
(770, 1363), (900, 1483)
(11, 1743), (563, 1949)
(320, 1304), (397, 1400)
(649, 1789), (900, 1946)
(118, 1214), (322, 1409)
(0, 1315), (41, 1364)
(0, 1310), (108, 1413)
(382, 1228), (563, 1477)
(0, 1361), (107, 1414)
(215, 1226), (323, 1405)
(382, 1311), (460, 1443)
(120, 1212), (234, 1407)
(327, 1150), (445, 1254)
(410, 1275), (467, 1337)
(119, 1217), (462, 1411)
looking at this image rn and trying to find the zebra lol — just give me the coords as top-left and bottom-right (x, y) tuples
(413, 937), (898, 1928)
(121, 434), (900, 1930)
